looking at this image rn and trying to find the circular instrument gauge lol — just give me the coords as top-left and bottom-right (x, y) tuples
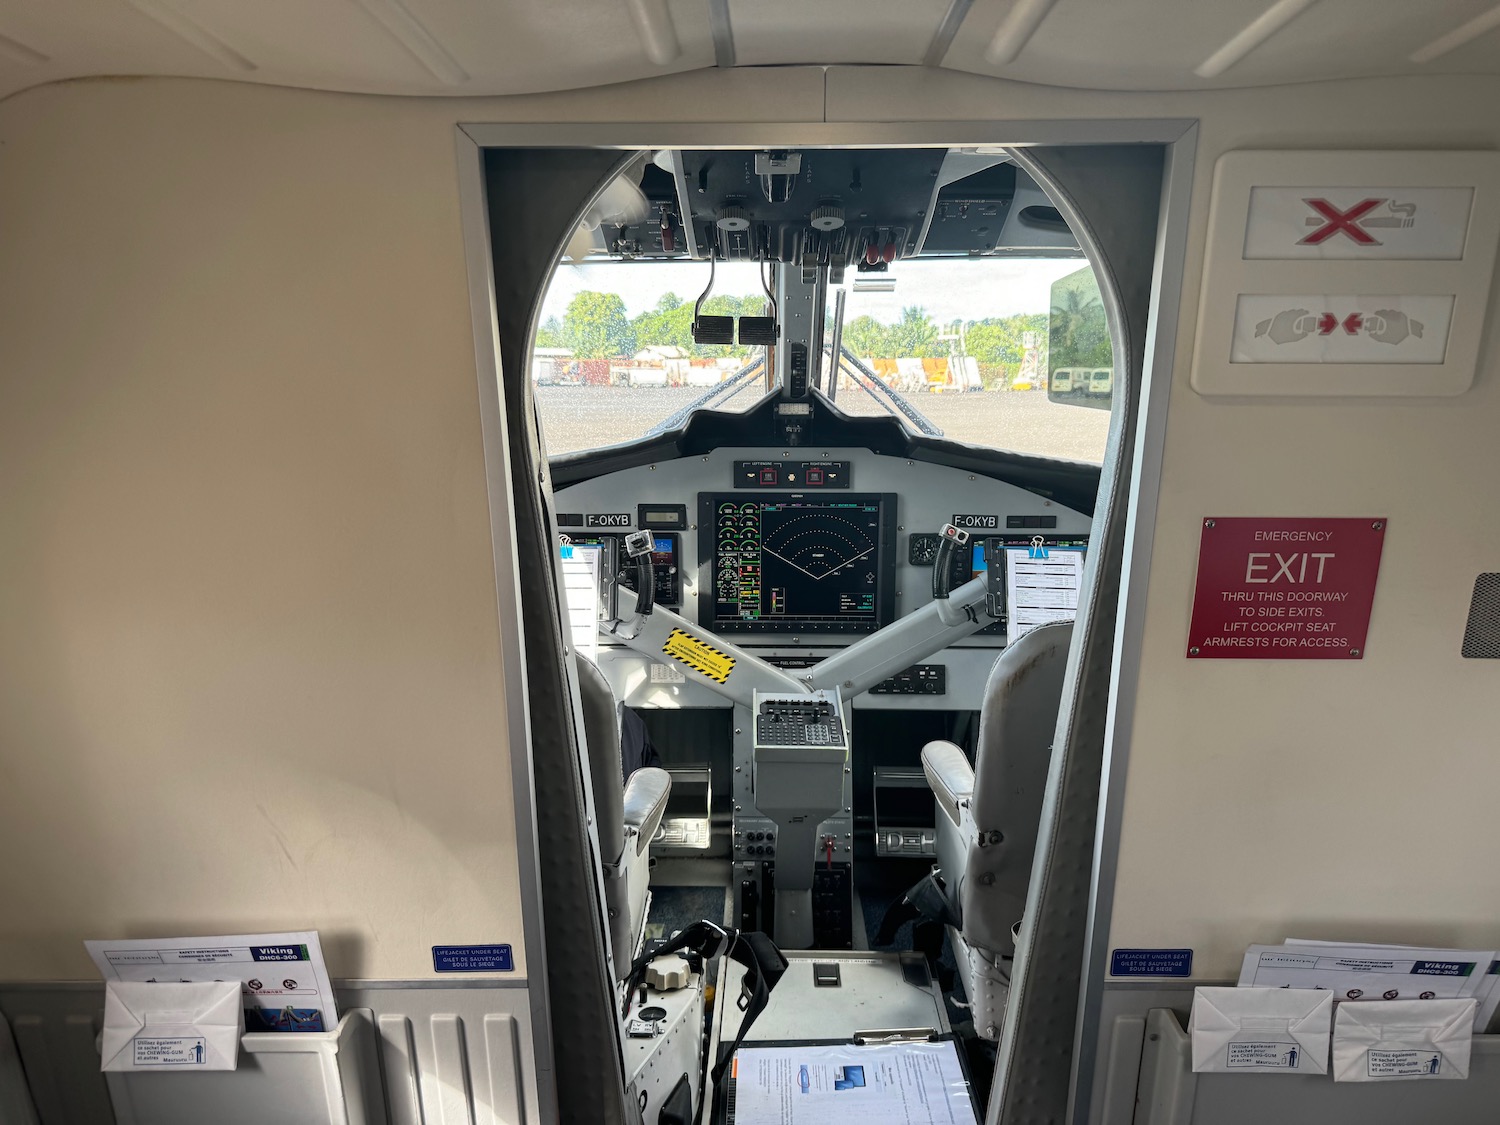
(907, 533), (941, 566)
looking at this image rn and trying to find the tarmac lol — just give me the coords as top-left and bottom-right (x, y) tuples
(536, 382), (1111, 462)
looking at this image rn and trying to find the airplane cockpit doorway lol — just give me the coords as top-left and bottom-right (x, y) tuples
(458, 127), (1189, 1125)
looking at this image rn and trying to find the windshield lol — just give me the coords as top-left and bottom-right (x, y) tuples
(532, 260), (773, 455)
(533, 256), (1113, 464)
(821, 259), (1110, 462)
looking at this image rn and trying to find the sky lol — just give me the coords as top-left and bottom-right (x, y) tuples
(537, 257), (1087, 326)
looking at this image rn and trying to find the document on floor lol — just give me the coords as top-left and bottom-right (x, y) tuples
(729, 1040), (977, 1125)
(1239, 942), (1496, 1031)
(85, 931), (338, 1033)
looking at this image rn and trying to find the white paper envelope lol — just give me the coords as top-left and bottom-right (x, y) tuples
(1332, 997), (1476, 1082)
(1190, 987), (1333, 1074)
(100, 980), (241, 1072)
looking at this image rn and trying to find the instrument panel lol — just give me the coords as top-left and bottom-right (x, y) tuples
(552, 446), (1092, 711)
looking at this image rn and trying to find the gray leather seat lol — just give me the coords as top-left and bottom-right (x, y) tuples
(574, 655), (672, 980)
(921, 619), (1074, 1039)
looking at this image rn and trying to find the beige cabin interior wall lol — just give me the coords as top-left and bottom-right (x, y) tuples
(1, 63), (1495, 985)
(0, 70), (826, 981)
(828, 68), (1500, 978)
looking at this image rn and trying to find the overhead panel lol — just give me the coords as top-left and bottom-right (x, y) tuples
(169, 0), (441, 83)
(0, 0), (714, 101)
(730, 0), (953, 66)
(943, 0), (1500, 89)
(410, 0), (714, 90)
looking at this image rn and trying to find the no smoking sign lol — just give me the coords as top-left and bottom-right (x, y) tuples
(1187, 517), (1386, 660)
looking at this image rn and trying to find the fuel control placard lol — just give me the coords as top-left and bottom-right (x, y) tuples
(1187, 517), (1386, 659)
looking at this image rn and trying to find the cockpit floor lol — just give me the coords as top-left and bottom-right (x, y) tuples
(645, 884), (732, 942)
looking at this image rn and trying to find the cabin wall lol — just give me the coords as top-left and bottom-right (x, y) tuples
(0, 82), (517, 982)
(0, 58), (1494, 1016)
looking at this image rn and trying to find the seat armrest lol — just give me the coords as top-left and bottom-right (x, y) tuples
(622, 767), (672, 855)
(922, 740), (974, 828)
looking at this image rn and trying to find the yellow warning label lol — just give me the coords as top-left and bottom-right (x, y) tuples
(661, 628), (736, 684)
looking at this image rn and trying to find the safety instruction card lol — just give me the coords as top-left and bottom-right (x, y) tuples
(729, 1040), (977, 1125)
(86, 931), (338, 1032)
(1239, 941), (1498, 1031)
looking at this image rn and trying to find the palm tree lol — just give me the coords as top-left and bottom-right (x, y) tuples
(887, 306), (940, 357)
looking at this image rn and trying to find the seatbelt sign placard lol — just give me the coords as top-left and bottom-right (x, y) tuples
(1187, 517), (1386, 660)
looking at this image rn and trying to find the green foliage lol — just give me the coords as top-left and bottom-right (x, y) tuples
(842, 315), (889, 358)
(562, 291), (635, 359)
(1048, 266), (1112, 372)
(542, 284), (1083, 384)
(552, 289), (772, 360)
(965, 314), (1048, 379)
(883, 306), (945, 358)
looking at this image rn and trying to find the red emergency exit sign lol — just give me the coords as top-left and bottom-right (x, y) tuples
(1187, 517), (1386, 659)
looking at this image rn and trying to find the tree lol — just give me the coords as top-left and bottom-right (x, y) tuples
(535, 316), (565, 349)
(842, 315), (889, 358)
(884, 306), (942, 358)
(562, 291), (635, 358)
(964, 313), (1048, 382)
(1048, 268), (1111, 370)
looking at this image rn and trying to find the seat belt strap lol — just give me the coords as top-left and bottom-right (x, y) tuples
(710, 931), (788, 1085)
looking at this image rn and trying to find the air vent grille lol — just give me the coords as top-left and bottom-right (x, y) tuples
(1460, 573), (1500, 658)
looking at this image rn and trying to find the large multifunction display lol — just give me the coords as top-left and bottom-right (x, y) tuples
(699, 493), (897, 634)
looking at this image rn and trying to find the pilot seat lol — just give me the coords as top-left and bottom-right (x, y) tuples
(919, 620), (1074, 1039)
(574, 654), (673, 980)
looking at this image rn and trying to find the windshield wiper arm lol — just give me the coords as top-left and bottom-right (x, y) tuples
(645, 354), (767, 436)
(824, 346), (943, 437)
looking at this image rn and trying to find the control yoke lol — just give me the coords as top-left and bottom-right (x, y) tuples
(601, 523), (997, 706)
(931, 522), (971, 601)
(623, 529), (656, 617)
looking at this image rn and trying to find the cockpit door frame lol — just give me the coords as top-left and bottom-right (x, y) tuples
(455, 118), (1196, 1125)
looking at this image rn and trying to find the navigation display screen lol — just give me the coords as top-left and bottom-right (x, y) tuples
(699, 493), (896, 634)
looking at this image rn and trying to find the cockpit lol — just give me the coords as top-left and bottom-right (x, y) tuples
(525, 144), (1118, 1117)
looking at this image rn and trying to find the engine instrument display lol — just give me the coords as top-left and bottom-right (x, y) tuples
(699, 493), (896, 634)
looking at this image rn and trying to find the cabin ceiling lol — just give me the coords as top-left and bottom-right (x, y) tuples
(1, 0), (1499, 103)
